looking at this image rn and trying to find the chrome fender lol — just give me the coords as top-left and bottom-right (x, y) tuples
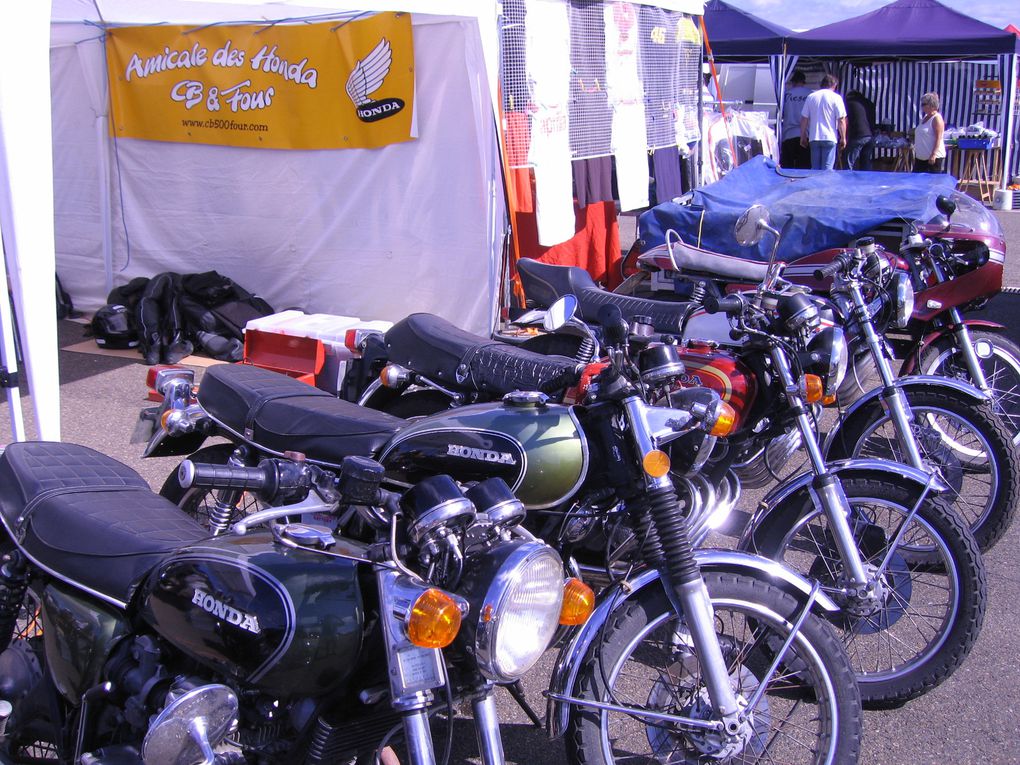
(546, 550), (839, 738)
(737, 458), (938, 553)
(821, 374), (989, 459)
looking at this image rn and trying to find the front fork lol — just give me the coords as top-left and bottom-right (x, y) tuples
(848, 284), (927, 470)
(622, 398), (744, 732)
(770, 347), (871, 591)
(947, 308), (991, 393)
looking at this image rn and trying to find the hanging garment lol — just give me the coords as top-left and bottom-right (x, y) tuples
(572, 156), (614, 208)
(526, 0), (575, 245)
(604, 1), (648, 211)
(651, 146), (684, 204)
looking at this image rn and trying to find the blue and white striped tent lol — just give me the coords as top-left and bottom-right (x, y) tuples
(786, 0), (1019, 187)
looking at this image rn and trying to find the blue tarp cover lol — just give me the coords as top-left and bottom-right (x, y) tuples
(637, 156), (957, 262)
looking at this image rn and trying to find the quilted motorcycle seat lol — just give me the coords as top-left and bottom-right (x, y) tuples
(642, 240), (770, 283)
(515, 258), (695, 336)
(0, 441), (207, 605)
(199, 364), (405, 465)
(385, 313), (581, 395)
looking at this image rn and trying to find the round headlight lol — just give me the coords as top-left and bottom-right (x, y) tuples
(892, 272), (915, 329)
(805, 326), (849, 395)
(458, 542), (564, 683)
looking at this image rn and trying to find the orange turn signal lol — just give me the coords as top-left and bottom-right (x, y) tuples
(709, 401), (738, 437)
(822, 393), (837, 406)
(379, 365), (410, 389)
(560, 578), (595, 626)
(407, 588), (462, 649)
(803, 374), (824, 404)
(642, 450), (671, 478)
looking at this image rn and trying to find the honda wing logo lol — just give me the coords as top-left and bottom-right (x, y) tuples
(346, 38), (406, 123)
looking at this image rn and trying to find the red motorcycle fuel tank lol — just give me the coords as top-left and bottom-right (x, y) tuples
(379, 399), (588, 510)
(140, 532), (364, 698)
(673, 341), (757, 429)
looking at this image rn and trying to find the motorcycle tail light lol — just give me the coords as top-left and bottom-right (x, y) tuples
(407, 588), (462, 649)
(709, 401), (737, 437)
(803, 374), (824, 403)
(642, 450), (671, 478)
(559, 578), (595, 626)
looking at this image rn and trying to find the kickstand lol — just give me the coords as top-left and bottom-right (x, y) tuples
(504, 681), (544, 729)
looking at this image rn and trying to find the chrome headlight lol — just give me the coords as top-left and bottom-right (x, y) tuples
(805, 326), (849, 395)
(458, 542), (564, 683)
(891, 271), (915, 328)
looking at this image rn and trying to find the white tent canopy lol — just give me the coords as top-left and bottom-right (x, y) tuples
(1, 0), (703, 442)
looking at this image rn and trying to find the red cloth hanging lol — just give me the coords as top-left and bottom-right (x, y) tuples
(513, 200), (622, 290)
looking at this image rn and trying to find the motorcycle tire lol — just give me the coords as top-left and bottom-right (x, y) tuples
(566, 572), (863, 765)
(919, 329), (1020, 447)
(826, 386), (1020, 553)
(160, 443), (266, 530)
(747, 476), (985, 706)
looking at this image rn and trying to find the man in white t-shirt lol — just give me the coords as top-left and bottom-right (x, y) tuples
(780, 71), (812, 169)
(800, 74), (847, 170)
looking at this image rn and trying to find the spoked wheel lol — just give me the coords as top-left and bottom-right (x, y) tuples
(567, 572), (862, 764)
(749, 477), (985, 706)
(827, 388), (1020, 552)
(160, 444), (266, 530)
(920, 330), (1020, 446)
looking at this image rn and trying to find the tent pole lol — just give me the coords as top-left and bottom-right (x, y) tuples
(1000, 53), (1017, 190)
(0, 241), (27, 442)
(97, 115), (114, 293)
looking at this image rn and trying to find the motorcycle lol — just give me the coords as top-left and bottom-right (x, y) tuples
(633, 192), (1020, 445)
(0, 442), (581, 764)
(815, 235), (1019, 553)
(141, 314), (865, 762)
(516, 206), (1018, 554)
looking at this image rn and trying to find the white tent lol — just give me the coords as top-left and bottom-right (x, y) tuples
(1, 0), (702, 442)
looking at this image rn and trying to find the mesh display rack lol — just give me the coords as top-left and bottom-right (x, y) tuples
(499, 0), (702, 168)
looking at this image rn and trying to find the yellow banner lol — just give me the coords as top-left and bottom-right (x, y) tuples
(106, 14), (415, 150)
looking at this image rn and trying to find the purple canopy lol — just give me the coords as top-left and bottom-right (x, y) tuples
(789, 0), (1020, 58)
(703, 0), (792, 58)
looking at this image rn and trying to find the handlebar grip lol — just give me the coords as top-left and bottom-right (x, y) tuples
(814, 260), (842, 281)
(538, 365), (583, 394)
(814, 251), (855, 281)
(703, 294), (743, 316)
(179, 460), (272, 491)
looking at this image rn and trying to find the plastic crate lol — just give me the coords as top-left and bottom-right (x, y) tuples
(957, 137), (991, 150)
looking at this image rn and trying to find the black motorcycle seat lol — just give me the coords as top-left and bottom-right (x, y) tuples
(641, 240), (770, 283)
(516, 258), (693, 336)
(199, 364), (405, 465)
(385, 313), (581, 395)
(0, 442), (207, 606)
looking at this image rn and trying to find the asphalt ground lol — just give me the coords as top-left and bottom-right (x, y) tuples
(2, 209), (1020, 764)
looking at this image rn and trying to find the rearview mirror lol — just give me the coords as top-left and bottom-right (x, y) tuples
(543, 294), (578, 332)
(734, 204), (771, 247)
(935, 194), (956, 221)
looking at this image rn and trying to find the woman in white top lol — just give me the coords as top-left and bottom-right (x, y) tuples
(913, 92), (946, 173)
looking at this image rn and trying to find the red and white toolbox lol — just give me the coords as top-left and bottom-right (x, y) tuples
(242, 310), (392, 394)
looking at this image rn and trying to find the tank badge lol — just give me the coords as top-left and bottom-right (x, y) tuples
(446, 444), (516, 466)
(192, 588), (261, 634)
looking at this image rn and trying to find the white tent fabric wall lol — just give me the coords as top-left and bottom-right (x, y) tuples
(0, 4), (61, 441)
(51, 13), (505, 338)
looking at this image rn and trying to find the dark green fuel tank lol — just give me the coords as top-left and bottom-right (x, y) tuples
(139, 532), (364, 697)
(380, 399), (588, 509)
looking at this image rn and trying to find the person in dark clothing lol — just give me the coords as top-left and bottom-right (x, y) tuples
(844, 90), (876, 171)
